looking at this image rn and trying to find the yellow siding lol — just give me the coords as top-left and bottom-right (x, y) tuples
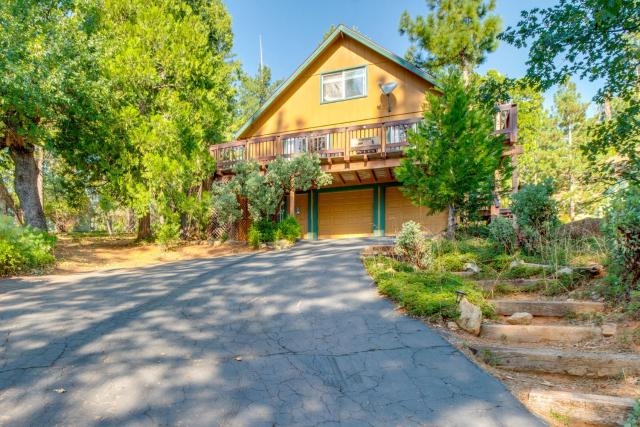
(239, 36), (434, 139)
(385, 187), (447, 236)
(318, 190), (373, 239)
(293, 193), (308, 238)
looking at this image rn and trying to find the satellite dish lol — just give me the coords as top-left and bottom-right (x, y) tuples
(379, 81), (398, 95)
(379, 81), (398, 112)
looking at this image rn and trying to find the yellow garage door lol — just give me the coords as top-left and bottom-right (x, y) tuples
(385, 186), (447, 236)
(318, 189), (373, 239)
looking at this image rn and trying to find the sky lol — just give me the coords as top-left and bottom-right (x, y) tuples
(225, 0), (600, 114)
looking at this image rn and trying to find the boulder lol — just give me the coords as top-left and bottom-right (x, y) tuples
(601, 323), (617, 337)
(456, 298), (482, 335)
(557, 266), (573, 275)
(506, 312), (533, 325)
(274, 239), (293, 250)
(447, 321), (460, 331)
(463, 262), (481, 274)
(509, 259), (525, 269)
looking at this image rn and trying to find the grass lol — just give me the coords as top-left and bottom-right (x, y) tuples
(363, 256), (493, 321)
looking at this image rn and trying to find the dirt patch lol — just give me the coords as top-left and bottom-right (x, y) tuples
(53, 234), (254, 274)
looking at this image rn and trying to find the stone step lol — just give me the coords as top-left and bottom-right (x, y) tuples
(480, 324), (606, 343)
(469, 346), (640, 378)
(492, 299), (605, 317)
(527, 389), (636, 427)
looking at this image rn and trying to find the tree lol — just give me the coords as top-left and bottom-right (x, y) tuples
(399, 0), (502, 82)
(395, 70), (507, 238)
(235, 65), (282, 131)
(212, 153), (331, 224)
(501, 0), (640, 183)
(100, 0), (237, 240)
(0, 0), (104, 230)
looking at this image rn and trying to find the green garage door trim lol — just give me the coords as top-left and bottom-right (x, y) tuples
(308, 182), (400, 240)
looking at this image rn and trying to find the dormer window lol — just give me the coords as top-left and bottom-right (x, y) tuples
(321, 66), (367, 103)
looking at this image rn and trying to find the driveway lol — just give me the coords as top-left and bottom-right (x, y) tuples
(0, 239), (544, 426)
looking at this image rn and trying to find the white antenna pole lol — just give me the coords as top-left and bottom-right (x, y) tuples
(259, 34), (264, 78)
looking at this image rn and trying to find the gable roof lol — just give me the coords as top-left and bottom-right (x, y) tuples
(235, 24), (439, 139)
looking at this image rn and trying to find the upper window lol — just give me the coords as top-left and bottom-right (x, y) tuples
(321, 66), (367, 103)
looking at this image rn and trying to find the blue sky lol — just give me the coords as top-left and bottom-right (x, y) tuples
(225, 0), (599, 114)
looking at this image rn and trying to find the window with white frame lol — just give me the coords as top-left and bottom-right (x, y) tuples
(321, 66), (366, 103)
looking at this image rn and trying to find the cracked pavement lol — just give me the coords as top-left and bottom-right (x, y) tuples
(0, 239), (545, 426)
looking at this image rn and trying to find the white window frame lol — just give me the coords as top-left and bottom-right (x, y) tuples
(321, 66), (367, 104)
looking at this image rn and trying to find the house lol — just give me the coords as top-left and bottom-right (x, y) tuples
(210, 25), (519, 240)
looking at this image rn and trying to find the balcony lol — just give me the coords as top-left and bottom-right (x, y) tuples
(210, 103), (519, 173)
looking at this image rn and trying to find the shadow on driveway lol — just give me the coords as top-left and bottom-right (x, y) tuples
(0, 239), (545, 426)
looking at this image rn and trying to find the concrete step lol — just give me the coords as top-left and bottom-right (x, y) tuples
(469, 345), (640, 378)
(480, 324), (606, 343)
(527, 389), (636, 427)
(492, 299), (605, 317)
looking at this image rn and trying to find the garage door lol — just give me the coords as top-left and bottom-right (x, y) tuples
(385, 186), (447, 236)
(318, 189), (373, 239)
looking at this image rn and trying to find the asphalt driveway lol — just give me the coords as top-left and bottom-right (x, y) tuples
(0, 239), (544, 426)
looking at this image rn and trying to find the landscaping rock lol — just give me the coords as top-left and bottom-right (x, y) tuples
(447, 321), (459, 331)
(601, 323), (617, 337)
(456, 298), (482, 335)
(506, 312), (533, 325)
(463, 262), (480, 274)
(509, 259), (525, 269)
(274, 239), (293, 250)
(557, 266), (573, 275)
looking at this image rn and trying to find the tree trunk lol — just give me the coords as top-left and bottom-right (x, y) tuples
(446, 204), (456, 240)
(36, 146), (44, 211)
(127, 208), (136, 233)
(105, 214), (113, 236)
(136, 212), (152, 240)
(9, 146), (47, 230)
(0, 177), (23, 225)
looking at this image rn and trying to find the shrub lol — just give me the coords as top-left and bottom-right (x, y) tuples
(395, 221), (432, 268)
(363, 256), (493, 320)
(248, 224), (261, 249)
(603, 185), (640, 306)
(0, 216), (56, 276)
(156, 221), (180, 248)
(488, 216), (517, 254)
(511, 181), (560, 252)
(276, 216), (301, 243)
(253, 219), (277, 243)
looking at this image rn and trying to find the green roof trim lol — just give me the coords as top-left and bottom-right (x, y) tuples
(235, 24), (439, 139)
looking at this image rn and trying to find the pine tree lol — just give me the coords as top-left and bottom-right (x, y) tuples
(399, 0), (502, 82)
(395, 70), (506, 238)
(236, 65), (282, 131)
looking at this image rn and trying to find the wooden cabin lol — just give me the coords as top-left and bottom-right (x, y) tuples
(210, 25), (519, 240)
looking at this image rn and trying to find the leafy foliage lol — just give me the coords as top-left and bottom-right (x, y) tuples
(395, 69), (507, 237)
(235, 65), (282, 132)
(275, 216), (301, 243)
(394, 221), (432, 269)
(364, 256), (493, 320)
(400, 0), (502, 79)
(511, 181), (560, 252)
(603, 185), (640, 306)
(0, 216), (56, 275)
(99, 0), (237, 238)
(501, 0), (640, 183)
(488, 217), (516, 254)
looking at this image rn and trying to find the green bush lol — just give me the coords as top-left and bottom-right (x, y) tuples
(248, 224), (261, 249)
(0, 216), (56, 276)
(603, 185), (640, 307)
(364, 256), (493, 320)
(488, 216), (517, 254)
(275, 216), (301, 242)
(156, 221), (181, 248)
(394, 221), (432, 268)
(511, 181), (560, 253)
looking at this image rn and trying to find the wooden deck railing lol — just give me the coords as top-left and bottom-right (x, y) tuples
(211, 104), (518, 171)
